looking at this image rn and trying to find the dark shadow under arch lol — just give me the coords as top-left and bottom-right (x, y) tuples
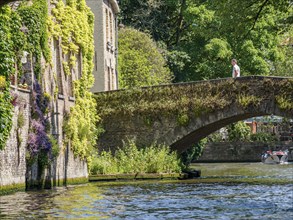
(171, 112), (290, 153)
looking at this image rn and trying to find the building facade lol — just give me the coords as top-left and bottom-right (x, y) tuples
(87, 0), (119, 92)
(1, 0), (90, 191)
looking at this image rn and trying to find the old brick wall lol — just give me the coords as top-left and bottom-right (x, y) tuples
(49, 98), (88, 186)
(1, 91), (88, 190)
(26, 98), (88, 188)
(0, 89), (30, 187)
(197, 142), (293, 162)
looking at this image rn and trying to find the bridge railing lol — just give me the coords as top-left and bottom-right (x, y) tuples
(94, 75), (293, 94)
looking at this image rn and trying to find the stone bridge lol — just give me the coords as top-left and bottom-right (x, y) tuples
(95, 76), (293, 153)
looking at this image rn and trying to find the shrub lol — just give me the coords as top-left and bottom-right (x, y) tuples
(90, 140), (182, 175)
(250, 132), (278, 143)
(227, 121), (251, 142)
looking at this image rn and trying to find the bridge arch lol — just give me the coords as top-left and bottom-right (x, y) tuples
(169, 108), (289, 153)
(95, 76), (293, 153)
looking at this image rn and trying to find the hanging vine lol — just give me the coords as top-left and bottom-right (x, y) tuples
(48, 0), (100, 159)
(0, 5), (23, 150)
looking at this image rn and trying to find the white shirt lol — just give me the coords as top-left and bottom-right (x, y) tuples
(232, 64), (240, 78)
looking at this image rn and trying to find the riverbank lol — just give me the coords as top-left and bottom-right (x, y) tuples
(2, 162), (292, 196)
(0, 177), (89, 196)
(89, 173), (184, 181)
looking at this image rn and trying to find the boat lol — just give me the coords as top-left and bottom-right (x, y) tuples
(261, 150), (289, 164)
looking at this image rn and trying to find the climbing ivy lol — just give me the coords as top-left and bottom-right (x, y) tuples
(17, 0), (50, 79)
(0, 6), (21, 150)
(0, 91), (13, 150)
(1, 0), (99, 161)
(0, 0), (51, 150)
(48, 0), (100, 159)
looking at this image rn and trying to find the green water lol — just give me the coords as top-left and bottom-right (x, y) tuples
(0, 163), (292, 219)
(191, 162), (293, 184)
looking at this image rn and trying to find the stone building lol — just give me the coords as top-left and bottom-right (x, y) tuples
(1, 0), (90, 191)
(87, 0), (120, 92)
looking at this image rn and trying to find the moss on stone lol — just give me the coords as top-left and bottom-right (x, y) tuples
(65, 177), (89, 185)
(95, 77), (293, 122)
(0, 183), (26, 196)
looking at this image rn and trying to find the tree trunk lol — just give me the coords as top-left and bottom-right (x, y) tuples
(175, 0), (187, 46)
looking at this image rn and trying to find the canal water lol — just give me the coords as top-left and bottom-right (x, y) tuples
(0, 163), (292, 219)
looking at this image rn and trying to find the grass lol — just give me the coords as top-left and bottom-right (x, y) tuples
(90, 140), (182, 175)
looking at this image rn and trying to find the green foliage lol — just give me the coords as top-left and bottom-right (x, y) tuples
(206, 130), (225, 143)
(276, 95), (293, 110)
(227, 121), (251, 142)
(96, 78), (292, 121)
(49, 135), (59, 159)
(0, 76), (6, 89)
(196, 38), (232, 80)
(17, 112), (25, 129)
(237, 94), (262, 108)
(63, 89), (101, 158)
(0, 0), (51, 151)
(250, 132), (278, 143)
(0, 6), (18, 150)
(180, 138), (207, 169)
(120, 0), (292, 81)
(17, 0), (50, 78)
(0, 5), (23, 79)
(177, 113), (189, 126)
(90, 151), (118, 175)
(275, 79), (293, 110)
(0, 91), (13, 150)
(274, 26), (293, 76)
(95, 79), (232, 119)
(0, 183), (26, 196)
(90, 140), (182, 175)
(49, 0), (100, 159)
(118, 27), (173, 88)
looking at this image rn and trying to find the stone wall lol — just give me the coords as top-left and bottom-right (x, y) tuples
(197, 142), (293, 162)
(25, 98), (88, 189)
(0, 89), (30, 189)
(1, 90), (88, 192)
(96, 76), (293, 154)
(26, 143), (88, 189)
(1, 0), (90, 193)
(52, 144), (88, 186)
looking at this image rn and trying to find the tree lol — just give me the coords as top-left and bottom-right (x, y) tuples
(119, 0), (293, 81)
(227, 122), (251, 142)
(118, 27), (173, 88)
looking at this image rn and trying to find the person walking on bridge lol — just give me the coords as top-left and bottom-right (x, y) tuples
(231, 59), (240, 78)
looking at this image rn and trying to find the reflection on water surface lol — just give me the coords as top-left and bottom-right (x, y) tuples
(0, 163), (292, 219)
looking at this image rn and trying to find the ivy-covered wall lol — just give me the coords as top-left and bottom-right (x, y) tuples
(47, 0), (100, 161)
(0, 5), (22, 150)
(95, 76), (293, 153)
(1, 0), (99, 190)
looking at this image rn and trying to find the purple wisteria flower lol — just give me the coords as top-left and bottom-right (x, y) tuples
(27, 79), (52, 158)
